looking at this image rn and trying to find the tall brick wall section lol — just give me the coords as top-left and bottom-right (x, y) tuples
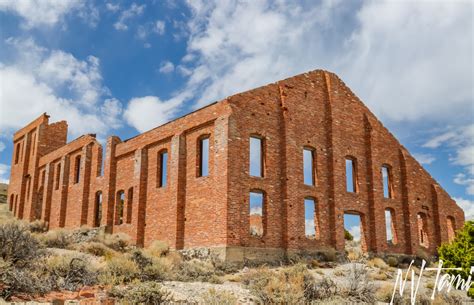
(7, 70), (465, 260)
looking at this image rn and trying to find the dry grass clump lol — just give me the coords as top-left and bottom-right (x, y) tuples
(38, 228), (72, 248)
(74, 241), (116, 258)
(368, 257), (389, 270)
(99, 255), (140, 285)
(200, 288), (238, 305)
(143, 240), (169, 257)
(176, 258), (220, 282)
(28, 220), (48, 233)
(95, 232), (131, 252)
(375, 283), (394, 302)
(369, 269), (389, 280)
(386, 256), (399, 267)
(109, 281), (171, 304)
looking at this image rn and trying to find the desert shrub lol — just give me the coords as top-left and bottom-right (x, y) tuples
(96, 232), (130, 252)
(344, 229), (353, 241)
(46, 254), (98, 290)
(386, 256), (399, 267)
(318, 246), (337, 262)
(0, 262), (52, 300)
(99, 255), (139, 285)
(201, 288), (238, 305)
(0, 222), (41, 267)
(375, 283), (394, 302)
(143, 240), (169, 258)
(109, 281), (171, 304)
(28, 220), (48, 233)
(304, 275), (339, 301)
(39, 229), (71, 248)
(344, 263), (375, 303)
(244, 265), (308, 304)
(414, 248), (431, 266)
(176, 259), (218, 282)
(438, 220), (474, 298)
(130, 249), (172, 281)
(78, 241), (115, 257)
(368, 257), (388, 270)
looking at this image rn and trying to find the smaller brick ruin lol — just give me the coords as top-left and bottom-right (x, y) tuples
(7, 69), (464, 262)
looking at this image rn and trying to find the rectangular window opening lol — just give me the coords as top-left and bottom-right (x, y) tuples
(305, 198), (319, 239)
(55, 163), (61, 190)
(345, 158), (357, 193)
(126, 188), (133, 224)
(303, 148), (316, 185)
(385, 209), (397, 245)
(116, 191), (125, 225)
(250, 136), (264, 177)
(198, 137), (209, 177)
(74, 155), (81, 184)
(249, 191), (264, 238)
(158, 151), (168, 187)
(95, 191), (102, 227)
(14, 143), (20, 164)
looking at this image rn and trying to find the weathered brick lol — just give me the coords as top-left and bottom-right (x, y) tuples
(6, 70), (464, 260)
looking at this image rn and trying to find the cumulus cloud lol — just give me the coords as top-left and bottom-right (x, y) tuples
(159, 61), (175, 74)
(154, 20), (166, 35)
(124, 96), (182, 132)
(412, 153), (436, 165)
(454, 197), (474, 221)
(349, 225), (361, 241)
(106, 2), (120, 12)
(0, 0), (97, 28)
(423, 125), (474, 196)
(114, 2), (145, 30)
(0, 38), (122, 139)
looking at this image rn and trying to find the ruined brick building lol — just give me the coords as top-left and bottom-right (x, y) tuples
(7, 70), (464, 261)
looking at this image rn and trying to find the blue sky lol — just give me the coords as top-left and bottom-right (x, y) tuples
(0, 1), (473, 234)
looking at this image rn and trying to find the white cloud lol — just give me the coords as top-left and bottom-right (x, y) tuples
(424, 125), (474, 196)
(167, 0), (472, 120)
(305, 219), (315, 236)
(154, 20), (166, 35)
(454, 197), (474, 221)
(0, 38), (121, 138)
(106, 3), (120, 12)
(114, 3), (145, 31)
(124, 96), (181, 133)
(412, 153), (436, 165)
(250, 207), (262, 216)
(0, 142), (5, 152)
(159, 61), (175, 74)
(0, 0), (97, 28)
(0, 164), (10, 184)
(349, 225), (361, 241)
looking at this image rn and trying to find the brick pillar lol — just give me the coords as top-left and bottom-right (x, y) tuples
(41, 162), (54, 226)
(18, 132), (31, 220)
(80, 144), (93, 225)
(133, 148), (148, 246)
(363, 115), (385, 253)
(165, 133), (187, 249)
(102, 136), (120, 232)
(399, 149), (415, 254)
(323, 72), (344, 250)
(58, 155), (70, 227)
(431, 184), (446, 245)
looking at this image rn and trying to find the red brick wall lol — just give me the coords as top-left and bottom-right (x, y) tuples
(7, 71), (464, 257)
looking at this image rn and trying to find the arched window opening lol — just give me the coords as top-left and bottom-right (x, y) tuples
(126, 187), (133, 224)
(382, 165), (393, 198)
(345, 157), (358, 193)
(249, 190), (265, 238)
(116, 190), (125, 225)
(385, 208), (398, 245)
(303, 147), (316, 186)
(94, 191), (102, 227)
(417, 213), (429, 248)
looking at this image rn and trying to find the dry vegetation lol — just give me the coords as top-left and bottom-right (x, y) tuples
(0, 203), (471, 304)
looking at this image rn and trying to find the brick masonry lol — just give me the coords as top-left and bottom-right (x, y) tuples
(7, 70), (465, 260)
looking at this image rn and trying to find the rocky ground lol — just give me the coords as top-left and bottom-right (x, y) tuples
(0, 203), (472, 304)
